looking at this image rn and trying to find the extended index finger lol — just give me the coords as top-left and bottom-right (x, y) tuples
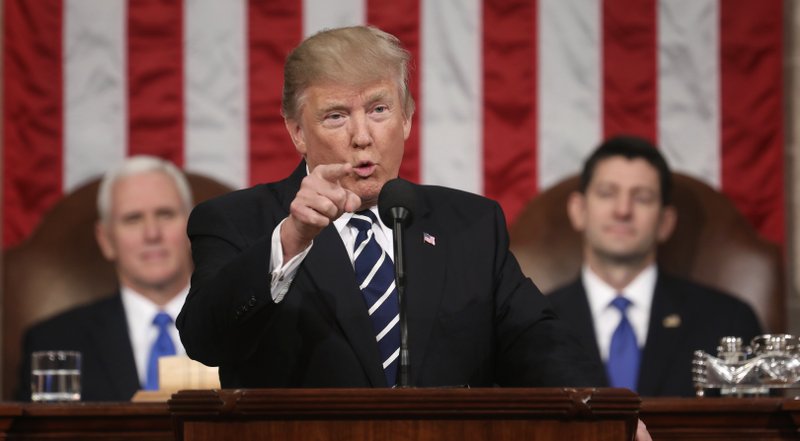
(313, 162), (353, 184)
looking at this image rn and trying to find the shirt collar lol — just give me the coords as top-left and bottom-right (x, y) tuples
(333, 206), (386, 234)
(582, 264), (657, 316)
(121, 284), (190, 323)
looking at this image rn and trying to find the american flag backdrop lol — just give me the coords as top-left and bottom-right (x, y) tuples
(2, 0), (785, 249)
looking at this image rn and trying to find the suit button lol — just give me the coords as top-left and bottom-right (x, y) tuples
(248, 296), (257, 307)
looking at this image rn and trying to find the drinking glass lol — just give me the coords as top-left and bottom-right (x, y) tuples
(30, 351), (81, 402)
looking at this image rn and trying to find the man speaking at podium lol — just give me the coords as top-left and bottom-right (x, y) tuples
(178, 26), (602, 393)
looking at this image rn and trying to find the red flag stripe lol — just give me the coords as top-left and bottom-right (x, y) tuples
(482, 0), (538, 223)
(0, 1), (787, 249)
(127, 0), (184, 165)
(247, 0), (302, 185)
(2, 0), (64, 247)
(719, 0), (784, 245)
(368, 0), (421, 184)
(602, 0), (657, 141)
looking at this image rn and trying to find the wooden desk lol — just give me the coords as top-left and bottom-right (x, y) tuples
(0, 402), (172, 440)
(642, 397), (800, 440)
(0, 394), (797, 440)
(168, 388), (640, 441)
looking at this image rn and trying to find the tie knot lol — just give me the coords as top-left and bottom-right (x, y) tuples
(349, 210), (377, 233)
(610, 296), (632, 312)
(153, 312), (173, 329)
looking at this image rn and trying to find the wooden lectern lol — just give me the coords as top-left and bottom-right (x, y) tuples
(169, 388), (640, 441)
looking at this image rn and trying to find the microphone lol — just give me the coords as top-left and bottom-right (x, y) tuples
(378, 178), (417, 388)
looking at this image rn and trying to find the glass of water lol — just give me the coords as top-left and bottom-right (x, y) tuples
(31, 351), (81, 402)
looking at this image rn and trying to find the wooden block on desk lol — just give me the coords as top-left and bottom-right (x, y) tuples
(159, 355), (220, 391)
(131, 356), (220, 402)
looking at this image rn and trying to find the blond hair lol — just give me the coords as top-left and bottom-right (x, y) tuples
(282, 26), (415, 120)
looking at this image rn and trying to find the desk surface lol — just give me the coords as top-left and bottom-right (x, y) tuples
(0, 394), (796, 440)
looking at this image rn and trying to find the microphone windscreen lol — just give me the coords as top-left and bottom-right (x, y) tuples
(378, 178), (417, 227)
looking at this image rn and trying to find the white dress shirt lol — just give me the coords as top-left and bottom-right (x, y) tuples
(269, 206), (393, 303)
(121, 285), (189, 387)
(582, 264), (656, 361)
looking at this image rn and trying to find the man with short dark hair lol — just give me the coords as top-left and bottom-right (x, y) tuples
(547, 135), (762, 397)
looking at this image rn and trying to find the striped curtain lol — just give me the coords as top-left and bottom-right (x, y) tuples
(2, 0), (784, 248)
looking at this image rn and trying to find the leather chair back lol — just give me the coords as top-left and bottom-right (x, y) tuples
(509, 173), (786, 334)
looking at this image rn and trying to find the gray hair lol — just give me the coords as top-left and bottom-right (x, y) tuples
(97, 155), (193, 222)
(282, 25), (415, 121)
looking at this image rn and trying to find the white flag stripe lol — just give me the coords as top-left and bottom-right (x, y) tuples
(2, 0), (784, 249)
(184, 0), (248, 190)
(64, 0), (127, 191)
(420, 0), (482, 193)
(376, 314), (399, 342)
(537, 0), (602, 189)
(658, 0), (721, 187)
(383, 347), (400, 369)
(303, 0), (366, 37)
(368, 281), (396, 316)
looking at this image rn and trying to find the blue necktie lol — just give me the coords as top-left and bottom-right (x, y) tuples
(606, 296), (641, 391)
(349, 210), (400, 387)
(145, 312), (176, 390)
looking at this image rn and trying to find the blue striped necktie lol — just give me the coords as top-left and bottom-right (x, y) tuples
(606, 296), (641, 391)
(145, 311), (176, 390)
(349, 210), (400, 387)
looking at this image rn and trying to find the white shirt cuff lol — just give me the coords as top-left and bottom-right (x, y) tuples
(269, 217), (312, 303)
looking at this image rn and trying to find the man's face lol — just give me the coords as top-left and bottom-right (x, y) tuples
(285, 79), (411, 208)
(96, 171), (192, 295)
(568, 157), (676, 266)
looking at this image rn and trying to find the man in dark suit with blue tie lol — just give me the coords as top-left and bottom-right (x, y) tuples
(546, 136), (762, 397)
(18, 156), (193, 401)
(176, 25), (606, 391)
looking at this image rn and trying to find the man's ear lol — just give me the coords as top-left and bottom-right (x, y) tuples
(566, 191), (587, 232)
(402, 114), (412, 140)
(95, 221), (116, 261)
(284, 118), (306, 156)
(656, 205), (677, 243)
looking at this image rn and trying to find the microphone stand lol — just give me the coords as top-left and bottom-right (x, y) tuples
(390, 207), (411, 388)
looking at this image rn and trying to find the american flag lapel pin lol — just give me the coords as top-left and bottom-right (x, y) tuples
(423, 232), (436, 246)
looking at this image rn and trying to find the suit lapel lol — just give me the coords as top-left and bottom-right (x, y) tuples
(569, 282), (606, 377)
(281, 161), (384, 386)
(285, 174), (448, 386)
(637, 275), (684, 395)
(89, 296), (141, 396)
(402, 194), (447, 384)
(303, 224), (386, 387)
(277, 161), (307, 213)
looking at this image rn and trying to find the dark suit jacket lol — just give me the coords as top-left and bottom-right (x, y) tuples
(547, 273), (763, 397)
(177, 162), (604, 388)
(18, 294), (140, 401)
